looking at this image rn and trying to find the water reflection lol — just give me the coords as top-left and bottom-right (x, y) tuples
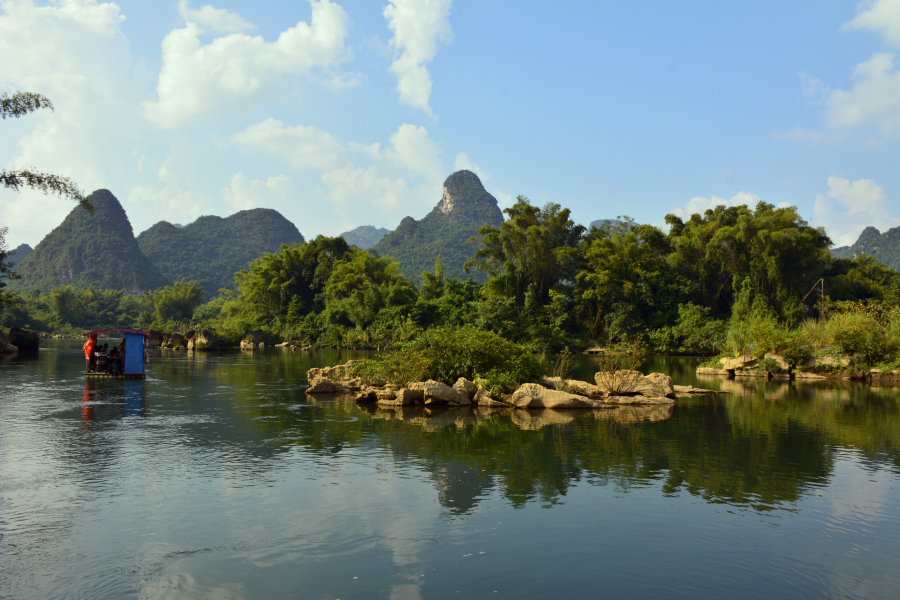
(1, 342), (899, 599)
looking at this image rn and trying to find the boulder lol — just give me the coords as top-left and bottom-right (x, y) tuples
(163, 333), (185, 349)
(379, 388), (424, 406)
(470, 387), (506, 406)
(409, 380), (461, 405)
(764, 353), (789, 370)
(645, 373), (675, 398)
(720, 355), (757, 370)
(452, 377), (478, 399)
(248, 330), (264, 345)
(696, 367), (731, 376)
(240, 339), (256, 350)
(594, 370), (669, 398)
(673, 384), (721, 395)
(147, 330), (164, 349)
(509, 383), (592, 408)
(187, 329), (216, 350)
(1, 340), (17, 353)
(8, 327), (39, 351)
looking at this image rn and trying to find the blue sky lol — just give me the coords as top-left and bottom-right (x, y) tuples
(1, 0), (898, 249)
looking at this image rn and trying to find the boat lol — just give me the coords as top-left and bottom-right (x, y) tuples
(83, 328), (149, 379)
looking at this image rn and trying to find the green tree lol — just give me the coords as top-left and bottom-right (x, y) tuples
(0, 228), (20, 310)
(419, 255), (445, 300)
(465, 196), (585, 307)
(154, 279), (204, 322)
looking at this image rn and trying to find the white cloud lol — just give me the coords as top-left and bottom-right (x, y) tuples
(813, 176), (898, 246)
(384, 123), (443, 179)
(843, 0), (900, 47)
(232, 118), (344, 169)
(383, 0), (453, 116)
(222, 172), (290, 211)
(142, 0), (350, 128)
(825, 52), (900, 136)
(453, 152), (488, 181)
(773, 127), (841, 145)
(177, 1), (254, 33)
(670, 191), (761, 220)
(126, 155), (208, 226)
(0, 0), (136, 247)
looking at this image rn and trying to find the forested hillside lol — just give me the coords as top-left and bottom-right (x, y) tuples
(137, 209), (305, 295)
(832, 226), (900, 271)
(373, 170), (503, 282)
(10, 190), (169, 293)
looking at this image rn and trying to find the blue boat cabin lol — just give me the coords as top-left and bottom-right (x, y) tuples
(83, 329), (149, 379)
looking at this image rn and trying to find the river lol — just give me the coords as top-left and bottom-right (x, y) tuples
(1, 341), (899, 599)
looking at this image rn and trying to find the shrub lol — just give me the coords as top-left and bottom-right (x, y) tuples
(594, 341), (646, 394)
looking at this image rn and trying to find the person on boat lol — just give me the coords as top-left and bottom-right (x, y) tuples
(108, 342), (122, 375)
(95, 343), (109, 373)
(83, 334), (97, 373)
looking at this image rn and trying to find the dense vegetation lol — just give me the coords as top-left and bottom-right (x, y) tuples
(372, 170), (503, 282)
(4, 193), (900, 373)
(832, 225), (900, 271)
(9, 189), (169, 293)
(136, 208), (305, 295)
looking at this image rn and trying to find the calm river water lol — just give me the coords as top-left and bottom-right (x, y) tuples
(1, 341), (899, 599)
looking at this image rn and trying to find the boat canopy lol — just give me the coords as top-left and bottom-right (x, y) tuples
(83, 329), (151, 337)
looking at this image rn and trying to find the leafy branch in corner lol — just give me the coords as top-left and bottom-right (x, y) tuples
(0, 91), (53, 119)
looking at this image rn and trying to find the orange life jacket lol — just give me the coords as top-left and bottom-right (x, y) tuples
(83, 336), (95, 359)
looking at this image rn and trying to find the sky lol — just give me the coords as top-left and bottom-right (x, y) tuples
(1, 0), (898, 249)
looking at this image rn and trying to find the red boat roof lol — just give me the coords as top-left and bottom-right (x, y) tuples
(83, 329), (151, 337)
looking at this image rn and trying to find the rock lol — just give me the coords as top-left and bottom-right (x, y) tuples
(594, 370), (669, 398)
(146, 330), (164, 349)
(305, 361), (364, 392)
(452, 377), (478, 399)
(353, 388), (378, 402)
(379, 388), (424, 406)
(645, 373), (675, 398)
(239, 339), (256, 350)
(802, 355), (850, 368)
(187, 329), (216, 350)
(248, 330), (264, 345)
(472, 387), (508, 406)
(275, 341), (289, 347)
(794, 371), (826, 379)
(543, 376), (605, 398)
(8, 327), (39, 351)
(720, 354), (757, 370)
(1, 341), (17, 353)
(163, 333), (185, 349)
(604, 395), (676, 405)
(764, 353), (789, 370)
(409, 380), (460, 405)
(673, 384), (721, 395)
(509, 383), (592, 408)
(734, 370), (769, 378)
(696, 367), (731, 376)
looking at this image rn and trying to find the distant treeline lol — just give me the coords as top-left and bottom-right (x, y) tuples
(2, 198), (899, 367)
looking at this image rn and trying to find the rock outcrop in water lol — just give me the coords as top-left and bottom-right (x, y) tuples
(306, 361), (678, 409)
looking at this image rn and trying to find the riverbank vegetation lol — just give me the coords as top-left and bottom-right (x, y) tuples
(3, 198), (900, 371)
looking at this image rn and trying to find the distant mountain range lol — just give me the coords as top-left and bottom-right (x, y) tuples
(136, 209), (304, 295)
(339, 225), (390, 249)
(832, 226), (900, 271)
(11, 189), (170, 293)
(7, 243), (30, 269)
(372, 170), (504, 281)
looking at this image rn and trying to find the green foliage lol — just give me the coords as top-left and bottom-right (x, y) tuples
(824, 254), (900, 302)
(832, 226), (900, 272)
(351, 326), (543, 396)
(154, 278), (204, 322)
(594, 342), (647, 394)
(136, 208), (304, 295)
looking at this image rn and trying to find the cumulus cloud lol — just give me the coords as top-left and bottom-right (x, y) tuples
(232, 118), (344, 169)
(0, 0), (136, 246)
(384, 123), (443, 180)
(843, 0), (900, 47)
(453, 152), (489, 181)
(669, 191), (761, 220)
(813, 176), (897, 245)
(383, 0), (453, 116)
(222, 173), (290, 211)
(825, 53), (900, 136)
(177, 1), (254, 33)
(126, 155), (208, 226)
(142, 0), (350, 128)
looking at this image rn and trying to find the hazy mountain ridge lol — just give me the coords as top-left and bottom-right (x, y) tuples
(136, 209), (305, 295)
(832, 226), (900, 271)
(10, 189), (170, 293)
(372, 170), (504, 281)
(339, 225), (391, 249)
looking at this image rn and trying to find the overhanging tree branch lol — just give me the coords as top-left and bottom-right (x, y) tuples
(0, 91), (53, 119)
(1, 169), (91, 213)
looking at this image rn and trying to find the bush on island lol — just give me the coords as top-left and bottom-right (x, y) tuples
(350, 325), (543, 395)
